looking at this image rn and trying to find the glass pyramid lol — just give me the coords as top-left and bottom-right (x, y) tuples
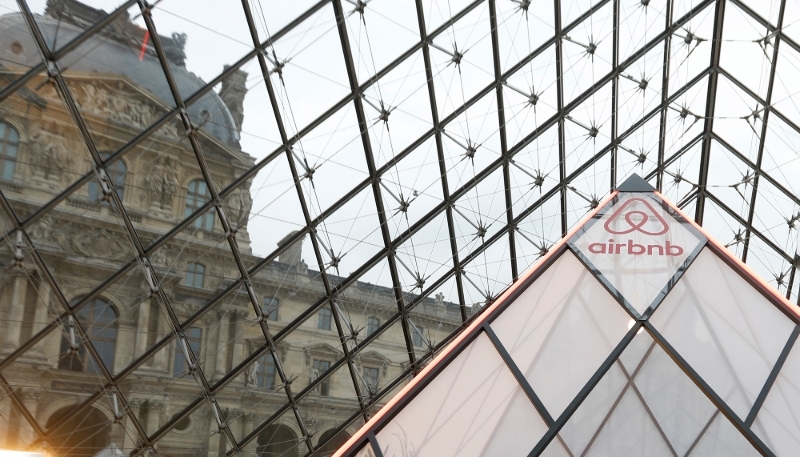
(333, 174), (800, 457)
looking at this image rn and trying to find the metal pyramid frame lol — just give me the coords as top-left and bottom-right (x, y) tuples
(334, 174), (800, 457)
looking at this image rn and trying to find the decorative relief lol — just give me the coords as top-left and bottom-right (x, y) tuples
(225, 187), (253, 229)
(54, 224), (132, 261)
(29, 128), (76, 182)
(145, 156), (180, 212)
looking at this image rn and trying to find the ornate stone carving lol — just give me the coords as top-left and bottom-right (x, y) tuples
(244, 357), (260, 387)
(225, 187), (253, 229)
(145, 156), (180, 211)
(27, 215), (55, 241)
(54, 224), (132, 261)
(29, 128), (75, 181)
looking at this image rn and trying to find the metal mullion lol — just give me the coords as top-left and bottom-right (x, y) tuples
(14, 2), (156, 446)
(484, 324), (554, 426)
(236, 0), (343, 450)
(0, 371), (52, 451)
(527, 322), (643, 456)
(614, 352), (679, 457)
(0, 190), (152, 450)
(695, 0), (727, 225)
(368, 432), (384, 457)
(414, 0), (468, 323)
(610, 0), (620, 191)
(333, 0), (419, 386)
(134, 3), (256, 451)
(644, 322), (775, 456)
(745, 325), (800, 426)
(685, 410), (721, 456)
(657, 0), (675, 190)
(710, 131), (800, 209)
(704, 192), (794, 264)
(0, 0), (138, 104)
(236, 301), (466, 457)
(741, 0), (788, 263)
(554, 0), (567, 236)
(644, 132), (705, 182)
(488, 0), (518, 281)
(729, 0), (800, 56)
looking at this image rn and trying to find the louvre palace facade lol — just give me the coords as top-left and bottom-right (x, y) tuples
(0, 1), (462, 456)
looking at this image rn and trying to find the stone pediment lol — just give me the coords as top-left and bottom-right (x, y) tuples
(358, 350), (391, 366)
(303, 343), (343, 365)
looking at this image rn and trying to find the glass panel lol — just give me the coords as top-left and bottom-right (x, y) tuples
(490, 250), (631, 418)
(375, 332), (548, 457)
(753, 337), (800, 457)
(689, 413), (761, 456)
(650, 248), (796, 420)
(570, 192), (705, 316)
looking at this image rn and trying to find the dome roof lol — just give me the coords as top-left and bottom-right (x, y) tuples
(0, 11), (241, 148)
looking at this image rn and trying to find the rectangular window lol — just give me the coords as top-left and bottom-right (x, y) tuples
(363, 366), (379, 392)
(263, 297), (279, 321)
(313, 359), (331, 396)
(257, 355), (277, 390)
(412, 324), (424, 347)
(173, 327), (202, 378)
(317, 308), (332, 330)
(366, 317), (380, 337)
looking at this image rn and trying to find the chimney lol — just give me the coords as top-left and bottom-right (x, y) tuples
(219, 64), (248, 134)
(278, 231), (305, 269)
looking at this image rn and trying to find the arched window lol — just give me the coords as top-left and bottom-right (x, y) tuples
(185, 179), (214, 231)
(316, 429), (351, 456)
(88, 153), (126, 201)
(257, 424), (298, 457)
(263, 297), (279, 321)
(317, 308), (332, 330)
(59, 298), (118, 373)
(184, 262), (205, 288)
(46, 406), (111, 457)
(0, 121), (19, 181)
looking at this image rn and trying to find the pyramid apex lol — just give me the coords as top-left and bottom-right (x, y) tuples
(617, 173), (655, 192)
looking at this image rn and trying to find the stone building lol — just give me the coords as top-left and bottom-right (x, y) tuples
(0, 1), (462, 456)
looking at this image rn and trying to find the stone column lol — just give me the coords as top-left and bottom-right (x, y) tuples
(16, 389), (40, 445)
(122, 398), (143, 454)
(214, 310), (230, 380)
(152, 307), (169, 371)
(28, 278), (53, 358)
(206, 407), (221, 457)
(241, 412), (259, 457)
(232, 310), (249, 367)
(134, 299), (151, 358)
(3, 271), (28, 351)
(145, 399), (164, 436)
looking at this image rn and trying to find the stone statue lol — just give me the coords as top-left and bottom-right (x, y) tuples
(29, 129), (73, 180)
(309, 366), (320, 394)
(146, 156), (179, 211)
(245, 357), (260, 387)
(226, 187), (253, 228)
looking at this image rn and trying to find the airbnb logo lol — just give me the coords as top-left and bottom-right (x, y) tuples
(603, 198), (668, 235)
(585, 197), (684, 257)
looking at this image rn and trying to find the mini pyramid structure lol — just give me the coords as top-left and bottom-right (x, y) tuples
(334, 175), (800, 457)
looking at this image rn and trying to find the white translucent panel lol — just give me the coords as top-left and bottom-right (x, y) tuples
(691, 413), (761, 456)
(539, 440), (573, 457)
(558, 362), (628, 454)
(650, 248), (796, 420)
(375, 333), (547, 457)
(491, 251), (631, 419)
(571, 194), (705, 315)
(753, 338), (800, 456)
(584, 388), (674, 456)
(629, 332), (718, 455)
